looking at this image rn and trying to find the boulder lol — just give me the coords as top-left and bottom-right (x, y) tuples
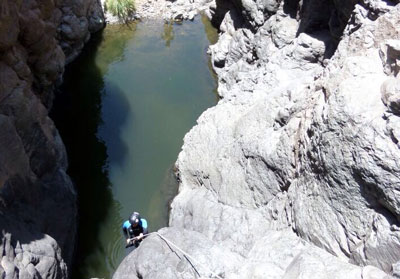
(381, 77), (400, 115)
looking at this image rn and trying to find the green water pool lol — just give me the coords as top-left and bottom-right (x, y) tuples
(52, 15), (218, 279)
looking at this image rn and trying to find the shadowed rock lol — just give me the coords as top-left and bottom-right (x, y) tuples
(0, 0), (104, 278)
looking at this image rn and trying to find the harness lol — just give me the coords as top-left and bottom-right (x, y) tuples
(127, 221), (144, 238)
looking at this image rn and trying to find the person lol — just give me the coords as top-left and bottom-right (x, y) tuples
(122, 211), (148, 247)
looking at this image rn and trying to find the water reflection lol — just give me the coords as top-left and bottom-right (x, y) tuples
(161, 22), (174, 47)
(201, 14), (219, 45)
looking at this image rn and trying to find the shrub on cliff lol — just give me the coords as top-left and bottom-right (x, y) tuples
(106, 0), (135, 22)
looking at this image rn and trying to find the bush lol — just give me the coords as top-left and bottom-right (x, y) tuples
(106, 0), (135, 22)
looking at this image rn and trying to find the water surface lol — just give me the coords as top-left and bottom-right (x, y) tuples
(52, 16), (218, 278)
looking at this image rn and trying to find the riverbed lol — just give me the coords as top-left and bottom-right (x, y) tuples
(51, 16), (218, 279)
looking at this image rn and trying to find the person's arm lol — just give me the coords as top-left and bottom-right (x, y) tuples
(136, 219), (148, 241)
(141, 219), (148, 235)
(122, 221), (130, 239)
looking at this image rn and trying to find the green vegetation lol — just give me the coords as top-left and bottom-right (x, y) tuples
(106, 0), (135, 22)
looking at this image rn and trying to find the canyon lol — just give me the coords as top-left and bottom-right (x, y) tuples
(114, 0), (400, 278)
(1, 0), (400, 278)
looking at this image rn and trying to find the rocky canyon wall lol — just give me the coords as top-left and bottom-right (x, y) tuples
(114, 0), (400, 278)
(0, 0), (104, 278)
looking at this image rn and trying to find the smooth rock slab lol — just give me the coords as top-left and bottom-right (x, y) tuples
(114, 228), (388, 279)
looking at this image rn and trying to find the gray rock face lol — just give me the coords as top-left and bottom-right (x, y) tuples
(0, 0), (104, 278)
(114, 0), (400, 278)
(113, 228), (243, 279)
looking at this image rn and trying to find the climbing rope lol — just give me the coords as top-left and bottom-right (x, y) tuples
(129, 232), (223, 279)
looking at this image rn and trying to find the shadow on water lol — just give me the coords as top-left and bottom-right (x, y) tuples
(99, 82), (131, 167)
(50, 24), (136, 279)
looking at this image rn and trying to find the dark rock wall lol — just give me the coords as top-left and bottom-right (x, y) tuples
(0, 0), (104, 278)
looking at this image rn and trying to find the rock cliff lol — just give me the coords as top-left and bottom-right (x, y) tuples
(114, 0), (400, 278)
(0, 0), (104, 278)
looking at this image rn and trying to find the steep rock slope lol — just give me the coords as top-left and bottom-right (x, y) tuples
(0, 0), (104, 278)
(115, 0), (400, 278)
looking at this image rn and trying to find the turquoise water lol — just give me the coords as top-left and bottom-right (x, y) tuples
(52, 16), (218, 278)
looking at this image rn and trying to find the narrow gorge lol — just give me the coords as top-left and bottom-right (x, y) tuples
(1, 0), (400, 278)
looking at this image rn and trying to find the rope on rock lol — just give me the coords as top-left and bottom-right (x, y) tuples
(139, 232), (224, 279)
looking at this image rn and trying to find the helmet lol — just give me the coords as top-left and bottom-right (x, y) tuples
(129, 212), (140, 226)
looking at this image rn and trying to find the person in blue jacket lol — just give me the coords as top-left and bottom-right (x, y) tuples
(122, 211), (148, 247)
